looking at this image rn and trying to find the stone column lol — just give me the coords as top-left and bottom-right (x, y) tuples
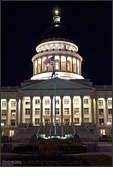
(61, 96), (63, 125)
(51, 96), (53, 125)
(90, 96), (94, 123)
(60, 55), (61, 71)
(30, 96), (33, 125)
(40, 96), (43, 125)
(95, 98), (98, 125)
(104, 97), (108, 125)
(16, 98), (19, 126)
(6, 99), (10, 126)
(80, 96), (84, 124)
(20, 97), (23, 124)
(71, 96), (74, 125)
(72, 57), (73, 73)
(66, 56), (67, 71)
(76, 59), (78, 74)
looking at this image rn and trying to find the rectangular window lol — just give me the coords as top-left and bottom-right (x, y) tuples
(45, 108), (50, 115)
(74, 118), (79, 124)
(84, 108), (89, 114)
(2, 101), (7, 107)
(64, 99), (69, 104)
(25, 109), (30, 115)
(11, 120), (15, 126)
(45, 99), (50, 105)
(9, 130), (14, 137)
(100, 129), (105, 135)
(2, 110), (7, 116)
(99, 119), (104, 125)
(74, 99), (79, 105)
(74, 108), (79, 115)
(108, 109), (112, 115)
(84, 118), (89, 123)
(99, 109), (104, 115)
(84, 99), (88, 104)
(56, 108), (59, 115)
(35, 108), (40, 115)
(108, 100), (112, 106)
(25, 119), (30, 124)
(64, 108), (69, 115)
(25, 99), (30, 105)
(1, 120), (6, 126)
(98, 100), (103, 106)
(11, 101), (16, 107)
(56, 99), (59, 104)
(35, 118), (40, 125)
(11, 110), (16, 117)
(35, 99), (40, 105)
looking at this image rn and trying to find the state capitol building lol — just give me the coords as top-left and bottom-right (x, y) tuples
(1, 10), (112, 140)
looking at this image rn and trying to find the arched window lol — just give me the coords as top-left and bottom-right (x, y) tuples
(67, 57), (72, 72)
(61, 56), (66, 71)
(55, 56), (60, 71)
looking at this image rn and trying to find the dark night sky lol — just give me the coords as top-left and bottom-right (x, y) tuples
(1, 1), (112, 86)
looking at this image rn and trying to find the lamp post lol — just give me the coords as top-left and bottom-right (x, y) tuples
(107, 122), (112, 138)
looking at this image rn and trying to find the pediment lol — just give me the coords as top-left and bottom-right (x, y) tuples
(20, 78), (93, 91)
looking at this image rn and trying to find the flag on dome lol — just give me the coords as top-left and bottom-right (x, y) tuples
(44, 56), (55, 67)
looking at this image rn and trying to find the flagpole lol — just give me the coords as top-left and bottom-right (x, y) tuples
(54, 69), (56, 137)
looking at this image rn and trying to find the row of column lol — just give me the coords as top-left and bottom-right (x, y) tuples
(5, 95), (94, 126)
(5, 96), (110, 126)
(33, 55), (81, 75)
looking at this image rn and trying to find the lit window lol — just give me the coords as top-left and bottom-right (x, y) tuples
(35, 118), (40, 125)
(2, 101), (7, 107)
(25, 99), (30, 105)
(99, 119), (104, 125)
(45, 119), (50, 125)
(11, 110), (16, 117)
(74, 108), (79, 115)
(11, 120), (15, 126)
(74, 118), (79, 124)
(55, 62), (59, 70)
(1, 120), (6, 125)
(64, 119), (70, 125)
(84, 108), (89, 114)
(25, 109), (30, 115)
(45, 108), (50, 115)
(11, 101), (16, 107)
(56, 108), (60, 115)
(98, 100), (103, 106)
(67, 57), (72, 72)
(108, 109), (112, 115)
(108, 100), (112, 106)
(35, 108), (40, 115)
(35, 99), (40, 104)
(84, 99), (88, 104)
(64, 108), (69, 115)
(2, 110), (7, 116)
(25, 119), (30, 124)
(100, 129), (105, 135)
(74, 99), (79, 105)
(84, 118), (89, 123)
(64, 99), (69, 104)
(9, 130), (14, 137)
(45, 99), (50, 105)
(99, 109), (104, 115)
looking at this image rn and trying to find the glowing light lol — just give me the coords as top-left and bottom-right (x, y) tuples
(1, 123), (4, 126)
(55, 10), (59, 15)
(107, 122), (112, 125)
(31, 72), (84, 80)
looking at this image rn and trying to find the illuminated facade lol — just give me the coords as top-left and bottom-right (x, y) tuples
(1, 10), (112, 140)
